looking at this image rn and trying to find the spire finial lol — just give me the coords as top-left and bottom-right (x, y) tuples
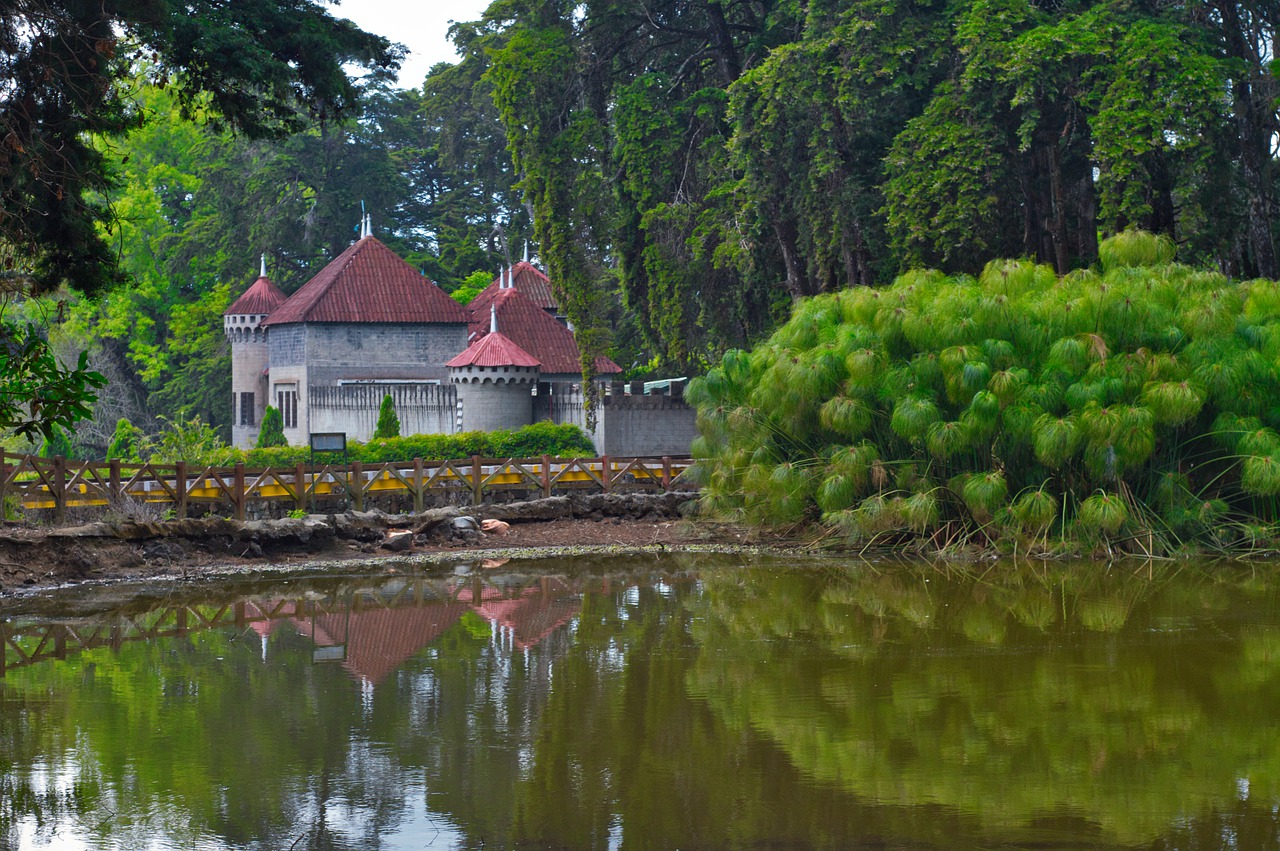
(490, 303), (498, 334)
(260, 254), (267, 278)
(523, 240), (529, 263)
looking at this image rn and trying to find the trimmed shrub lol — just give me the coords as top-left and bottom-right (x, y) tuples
(373, 395), (401, 439)
(688, 231), (1280, 552)
(107, 418), (143, 461)
(243, 422), (596, 468)
(256, 406), (286, 448)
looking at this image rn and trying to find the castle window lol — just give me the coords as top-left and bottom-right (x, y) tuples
(239, 392), (255, 426)
(275, 384), (298, 429)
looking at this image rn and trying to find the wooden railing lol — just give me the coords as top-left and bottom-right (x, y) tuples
(0, 452), (695, 520)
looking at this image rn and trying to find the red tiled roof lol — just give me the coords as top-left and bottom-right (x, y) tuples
(262, 237), (469, 326)
(446, 331), (541, 369)
(466, 289), (622, 375)
(225, 275), (287, 316)
(470, 261), (558, 312)
(473, 588), (580, 649)
(297, 603), (469, 685)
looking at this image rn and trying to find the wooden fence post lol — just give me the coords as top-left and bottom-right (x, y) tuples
(234, 463), (246, 521)
(471, 455), (483, 505)
(541, 455), (552, 499)
(52, 455), (66, 522)
(0, 450), (7, 517)
(600, 455), (611, 494)
(351, 461), (364, 512)
(662, 456), (672, 491)
(175, 462), (188, 518)
(109, 459), (121, 504)
(413, 458), (424, 513)
(294, 462), (307, 513)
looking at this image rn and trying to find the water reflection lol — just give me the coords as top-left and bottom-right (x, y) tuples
(1, 557), (1280, 849)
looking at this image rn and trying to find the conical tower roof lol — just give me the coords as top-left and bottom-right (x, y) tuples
(262, 236), (469, 326)
(466, 289), (621, 375)
(447, 331), (541, 369)
(225, 272), (287, 316)
(470, 260), (558, 312)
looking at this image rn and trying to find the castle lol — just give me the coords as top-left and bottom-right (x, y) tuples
(222, 226), (696, 456)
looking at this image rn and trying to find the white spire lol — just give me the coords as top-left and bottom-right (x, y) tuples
(260, 254), (267, 278)
(523, 241), (529, 263)
(490, 303), (498, 334)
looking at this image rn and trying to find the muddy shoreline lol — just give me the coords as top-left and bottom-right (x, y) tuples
(0, 492), (774, 597)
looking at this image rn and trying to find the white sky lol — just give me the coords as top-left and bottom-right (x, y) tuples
(333, 0), (493, 88)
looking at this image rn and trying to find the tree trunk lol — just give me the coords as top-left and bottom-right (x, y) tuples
(704, 0), (742, 86)
(1217, 0), (1277, 277)
(1048, 142), (1071, 274)
(772, 216), (811, 300)
(1076, 166), (1099, 267)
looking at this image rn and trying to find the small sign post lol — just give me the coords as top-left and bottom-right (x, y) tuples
(308, 432), (349, 511)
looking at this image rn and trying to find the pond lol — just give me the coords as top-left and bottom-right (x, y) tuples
(2, 553), (1279, 850)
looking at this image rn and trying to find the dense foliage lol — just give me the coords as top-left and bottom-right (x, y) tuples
(0, 322), (104, 441)
(452, 0), (1280, 377)
(0, 0), (398, 298)
(14, 0), (1280, 468)
(688, 233), (1280, 552)
(243, 422), (596, 468)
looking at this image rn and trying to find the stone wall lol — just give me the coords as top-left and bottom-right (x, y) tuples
(535, 381), (697, 456)
(230, 338), (271, 448)
(302, 323), (468, 384)
(309, 383), (457, 441)
(267, 325), (305, 365)
(596, 387), (698, 457)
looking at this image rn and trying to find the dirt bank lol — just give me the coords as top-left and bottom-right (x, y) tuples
(0, 492), (763, 596)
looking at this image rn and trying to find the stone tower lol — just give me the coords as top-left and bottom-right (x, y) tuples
(224, 256), (287, 448)
(447, 305), (541, 432)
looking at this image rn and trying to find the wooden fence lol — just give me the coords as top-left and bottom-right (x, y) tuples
(0, 452), (695, 521)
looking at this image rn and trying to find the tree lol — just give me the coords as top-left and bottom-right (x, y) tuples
(373, 395), (401, 440)
(1, 322), (105, 443)
(256, 406), (286, 449)
(37, 425), (75, 460)
(0, 0), (399, 444)
(0, 0), (400, 298)
(106, 418), (143, 461)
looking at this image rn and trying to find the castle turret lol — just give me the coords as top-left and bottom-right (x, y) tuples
(224, 256), (287, 447)
(447, 306), (541, 432)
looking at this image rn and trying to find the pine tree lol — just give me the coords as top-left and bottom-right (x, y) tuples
(107, 418), (142, 461)
(256, 406), (287, 448)
(374, 395), (401, 439)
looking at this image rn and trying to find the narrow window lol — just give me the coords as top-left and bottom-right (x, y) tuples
(275, 385), (299, 429)
(239, 392), (255, 426)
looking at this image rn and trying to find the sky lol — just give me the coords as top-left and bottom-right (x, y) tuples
(335, 0), (493, 88)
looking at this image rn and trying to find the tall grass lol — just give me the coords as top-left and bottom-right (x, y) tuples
(688, 231), (1280, 553)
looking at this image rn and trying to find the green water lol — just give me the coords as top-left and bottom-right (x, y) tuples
(2, 554), (1280, 849)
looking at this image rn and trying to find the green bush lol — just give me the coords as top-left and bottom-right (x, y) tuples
(373, 394), (401, 439)
(143, 416), (240, 466)
(687, 231), (1280, 552)
(256, 406), (286, 448)
(488, 421), (597, 457)
(243, 422), (596, 468)
(38, 426), (76, 460)
(107, 418), (143, 461)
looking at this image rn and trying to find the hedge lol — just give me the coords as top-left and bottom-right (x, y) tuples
(242, 422), (595, 468)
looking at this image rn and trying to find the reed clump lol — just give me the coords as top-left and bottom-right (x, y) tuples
(687, 231), (1280, 555)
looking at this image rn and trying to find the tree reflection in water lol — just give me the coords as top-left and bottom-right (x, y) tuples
(0, 556), (1279, 849)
